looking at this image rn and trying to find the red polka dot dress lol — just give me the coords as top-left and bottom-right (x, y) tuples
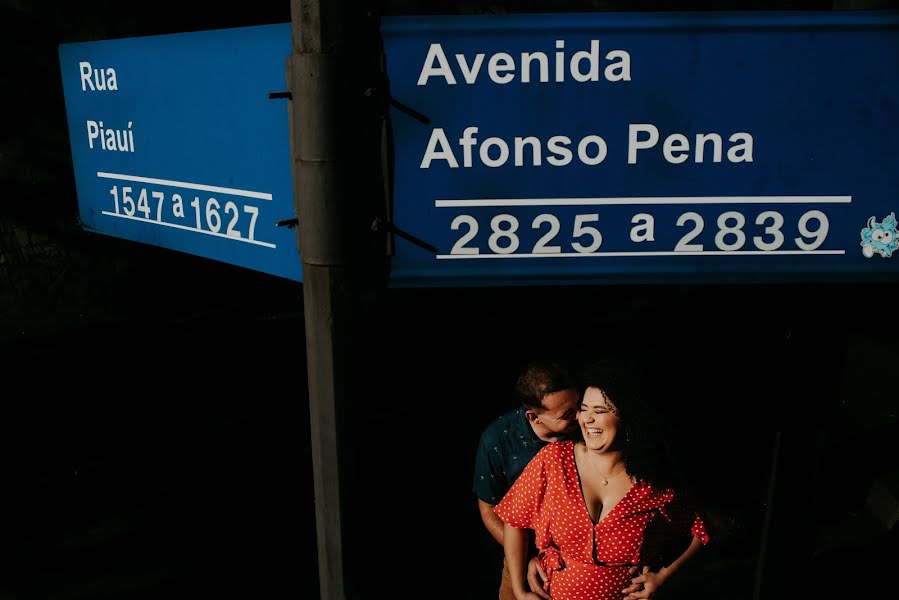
(494, 440), (709, 600)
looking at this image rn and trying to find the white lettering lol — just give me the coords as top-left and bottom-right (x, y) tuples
(546, 136), (573, 166)
(418, 44), (456, 85)
(79, 61), (118, 92)
(514, 137), (541, 167)
(419, 125), (752, 169)
(104, 128), (116, 150)
(417, 40), (630, 86)
(695, 133), (723, 163)
(488, 53), (515, 84)
(555, 40), (565, 82)
(570, 40), (600, 83)
(521, 52), (548, 83)
(79, 62), (94, 91)
(480, 137), (509, 167)
(630, 124), (755, 164)
(577, 135), (607, 165)
(630, 214), (655, 242)
(728, 133), (754, 162)
(420, 128), (459, 168)
(663, 134), (691, 164)
(172, 194), (185, 218)
(628, 124), (659, 164)
(604, 50), (631, 81)
(86, 120), (99, 147)
(459, 127), (479, 167)
(457, 53), (484, 84)
(86, 119), (134, 152)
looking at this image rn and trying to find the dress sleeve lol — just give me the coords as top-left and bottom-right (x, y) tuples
(659, 492), (710, 545)
(493, 446), (549, 530)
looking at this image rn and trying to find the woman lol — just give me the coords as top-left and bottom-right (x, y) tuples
(495, 360), (709, 600)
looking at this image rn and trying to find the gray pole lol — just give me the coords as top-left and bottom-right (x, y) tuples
(287, 1), (358, 599)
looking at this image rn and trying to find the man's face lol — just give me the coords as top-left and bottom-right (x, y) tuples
(535, 389), (580, 436)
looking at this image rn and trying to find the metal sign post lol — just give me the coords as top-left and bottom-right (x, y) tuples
(288, 2), (366, 599)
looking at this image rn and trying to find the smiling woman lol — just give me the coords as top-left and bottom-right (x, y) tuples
(580, 386), (621, 456)
(495, 359), (709, 600)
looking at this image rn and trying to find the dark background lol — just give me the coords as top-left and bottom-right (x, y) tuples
(2, 1), (898, 600)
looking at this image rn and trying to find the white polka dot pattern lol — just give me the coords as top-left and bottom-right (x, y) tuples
(494, 440), (710, 600)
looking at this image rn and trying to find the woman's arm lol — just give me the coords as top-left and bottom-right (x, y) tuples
(622, 535), (704, 599)
(503, 523), (545, 600)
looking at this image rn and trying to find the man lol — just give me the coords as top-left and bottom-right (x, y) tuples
(473, 359), (580, 600)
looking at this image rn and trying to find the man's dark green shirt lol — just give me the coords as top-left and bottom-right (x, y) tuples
(473, 407), (553, 505)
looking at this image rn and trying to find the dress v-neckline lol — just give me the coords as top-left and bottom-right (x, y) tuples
(570, 442), (635, 527)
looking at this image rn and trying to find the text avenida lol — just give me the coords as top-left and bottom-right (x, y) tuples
(416, 40), (754, 168)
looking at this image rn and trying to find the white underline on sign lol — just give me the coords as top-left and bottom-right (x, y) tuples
(100, 211), (277, 248)
(97, 172), (273, 200)
(434, 196), (852, 207)
(436, 250), (844, 259)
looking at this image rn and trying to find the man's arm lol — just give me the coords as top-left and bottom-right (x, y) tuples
(482, 499), (552, 600)
(477, 498), (504, 545)
(504, 523), (544, 600)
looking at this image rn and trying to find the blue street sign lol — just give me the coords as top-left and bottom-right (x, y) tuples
(59, 24), (301, 282)
(382, 11), (899, 286)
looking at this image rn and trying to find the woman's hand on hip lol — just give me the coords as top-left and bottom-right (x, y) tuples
(621, 565), (669, 599)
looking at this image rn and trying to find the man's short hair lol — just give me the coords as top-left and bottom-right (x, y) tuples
(515, 360), (576, 411)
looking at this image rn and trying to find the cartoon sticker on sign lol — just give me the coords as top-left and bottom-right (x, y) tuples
(860, 212), (898, 258)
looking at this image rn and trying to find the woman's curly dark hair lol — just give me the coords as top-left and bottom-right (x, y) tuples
(578, 358), (682, 491)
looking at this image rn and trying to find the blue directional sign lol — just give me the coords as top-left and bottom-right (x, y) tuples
(382, 12), (899, 286)
(59, 24), (301, 281)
